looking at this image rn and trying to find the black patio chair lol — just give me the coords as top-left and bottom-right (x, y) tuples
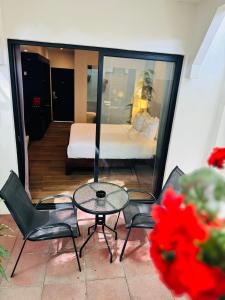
(0, 170), (81, 277)
(118, 166), (184, 261)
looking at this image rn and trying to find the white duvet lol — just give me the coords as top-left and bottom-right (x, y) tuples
(67, 123), (156, 159)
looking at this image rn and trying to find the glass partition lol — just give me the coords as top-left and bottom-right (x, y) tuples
(97, 56), (175, 192)
(87, 65), (98, 116)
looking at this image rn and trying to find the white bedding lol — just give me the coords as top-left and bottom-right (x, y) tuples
(67, 123), (156, 159)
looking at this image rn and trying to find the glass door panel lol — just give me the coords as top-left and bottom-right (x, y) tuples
(87, 65), (98, 117)
(97, 56), (175, 193)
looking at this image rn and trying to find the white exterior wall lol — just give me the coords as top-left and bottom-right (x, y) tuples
(216, 106), (225, 147)
(0, 0), (225, 212)
(0, 3), (18, 213)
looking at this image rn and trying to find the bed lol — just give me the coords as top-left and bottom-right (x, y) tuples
(66, 123), (157, 174)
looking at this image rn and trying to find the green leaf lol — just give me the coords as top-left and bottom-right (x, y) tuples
(198, 229), (225, 271)
(0, 265), (7, 280)
(0, 246), (9, 258)
(0, 224), (14, 237)
(180, 168), (225, 219)
(161, 250), (176, 262)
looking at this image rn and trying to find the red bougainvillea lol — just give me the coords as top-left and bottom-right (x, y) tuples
(149, 188), (225, 300)
(208, 147), (225, 169)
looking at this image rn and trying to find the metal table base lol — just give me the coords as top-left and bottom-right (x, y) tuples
(79, 214), (117, 263)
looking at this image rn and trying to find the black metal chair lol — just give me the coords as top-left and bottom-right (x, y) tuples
(119, 166), (184, 261)
(0, 171), (81, 277)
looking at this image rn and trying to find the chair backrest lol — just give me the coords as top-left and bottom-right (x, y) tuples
(0, 171), (37, 236)
(157, 166), (184, 203)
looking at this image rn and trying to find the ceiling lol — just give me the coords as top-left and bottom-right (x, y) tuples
(20, 45), (73, 52)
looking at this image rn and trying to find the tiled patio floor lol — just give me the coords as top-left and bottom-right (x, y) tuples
(0, 212), (187, 300)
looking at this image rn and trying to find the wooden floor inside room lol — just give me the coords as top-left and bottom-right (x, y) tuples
(28, 122), (154, 204)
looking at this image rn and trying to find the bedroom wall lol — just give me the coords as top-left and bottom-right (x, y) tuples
(74, 50), (98, 123)
(19, 45), (99, 124)
(47, 48), (99, 122)
(0, 0), (225, 212)
(150, 61), (173, 118)
(20, 45), (49, 58)
(48, 48), (74, 69)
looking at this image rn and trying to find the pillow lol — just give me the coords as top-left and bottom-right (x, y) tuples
(141, 117), (159, 140)
(132, 112), (146, 131)
(143, 111), (152, 119)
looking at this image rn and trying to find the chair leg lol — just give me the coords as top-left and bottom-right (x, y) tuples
(114, 211), (121, 230)
(119, 226), (132, 262)
(77, 223), (81, 237)
(11, 240), (27, 277)
(71, 205), (80, 237)
(71, 236), (81, 272)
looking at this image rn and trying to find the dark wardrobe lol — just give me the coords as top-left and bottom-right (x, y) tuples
(21, 52), (51, 140)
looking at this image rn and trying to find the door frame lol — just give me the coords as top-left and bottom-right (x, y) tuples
(8, 39), (183, 203)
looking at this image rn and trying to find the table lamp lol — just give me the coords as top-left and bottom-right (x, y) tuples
(138, 98), (148, 112)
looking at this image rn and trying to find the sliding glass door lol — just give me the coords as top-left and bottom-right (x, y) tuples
(94, 52), (182, 196)
(9, 39), (182, 203)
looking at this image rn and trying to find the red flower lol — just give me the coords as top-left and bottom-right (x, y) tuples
(208, 147), (225, 169)
(149, 188), (225, 299)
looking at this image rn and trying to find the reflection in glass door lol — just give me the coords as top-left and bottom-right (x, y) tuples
(96, 55), (176, 193)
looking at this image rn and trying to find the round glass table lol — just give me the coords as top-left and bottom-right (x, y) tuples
(73, 182), (129, 262)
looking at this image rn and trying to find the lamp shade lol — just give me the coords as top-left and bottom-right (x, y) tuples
(138, 99), (148, 110)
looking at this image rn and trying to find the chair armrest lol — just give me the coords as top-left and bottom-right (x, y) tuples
(126, 189), (156, 202)
(35, 194), (73, 208)
(25, 222), (75, 240)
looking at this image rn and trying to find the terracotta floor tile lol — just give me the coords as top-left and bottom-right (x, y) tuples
(0, 215), (20, 234)
(42, 283), (86, 300)
(0, 286), (42, 300)
(45, 252), (85, 284)
(122, 228), (149, 248)
(122, 244), (156, 278)
(95, 214), (120, 230)
(0, 215), (12, 223)
(48, 234), (85, 254)
(77, 210), (94, 222)
(85, 229), (116, 251)
(0, 236), (17, 274)
(1, 252), (48, 287)
(86, 278), (130, 300)
(78, 223), (118, 253)
(0, 214), (180, 299)
(0, 236), (17, 253)
(115, 226), (149, 254)
(48, 238), (67, 254)
(122, 251), (156, 277)
(0, 219), (18, 272)
(77, 213), (121, 251)
(85, 248), (124, 281)
(127, 274), (174, 300)
(13, 236), (50, 254)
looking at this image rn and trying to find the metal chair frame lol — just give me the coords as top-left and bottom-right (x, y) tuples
(0, 172), (81, 277)
(118, 166), (184, 261)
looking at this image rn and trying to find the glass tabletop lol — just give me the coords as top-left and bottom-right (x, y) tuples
(73, 182), (129, 215)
